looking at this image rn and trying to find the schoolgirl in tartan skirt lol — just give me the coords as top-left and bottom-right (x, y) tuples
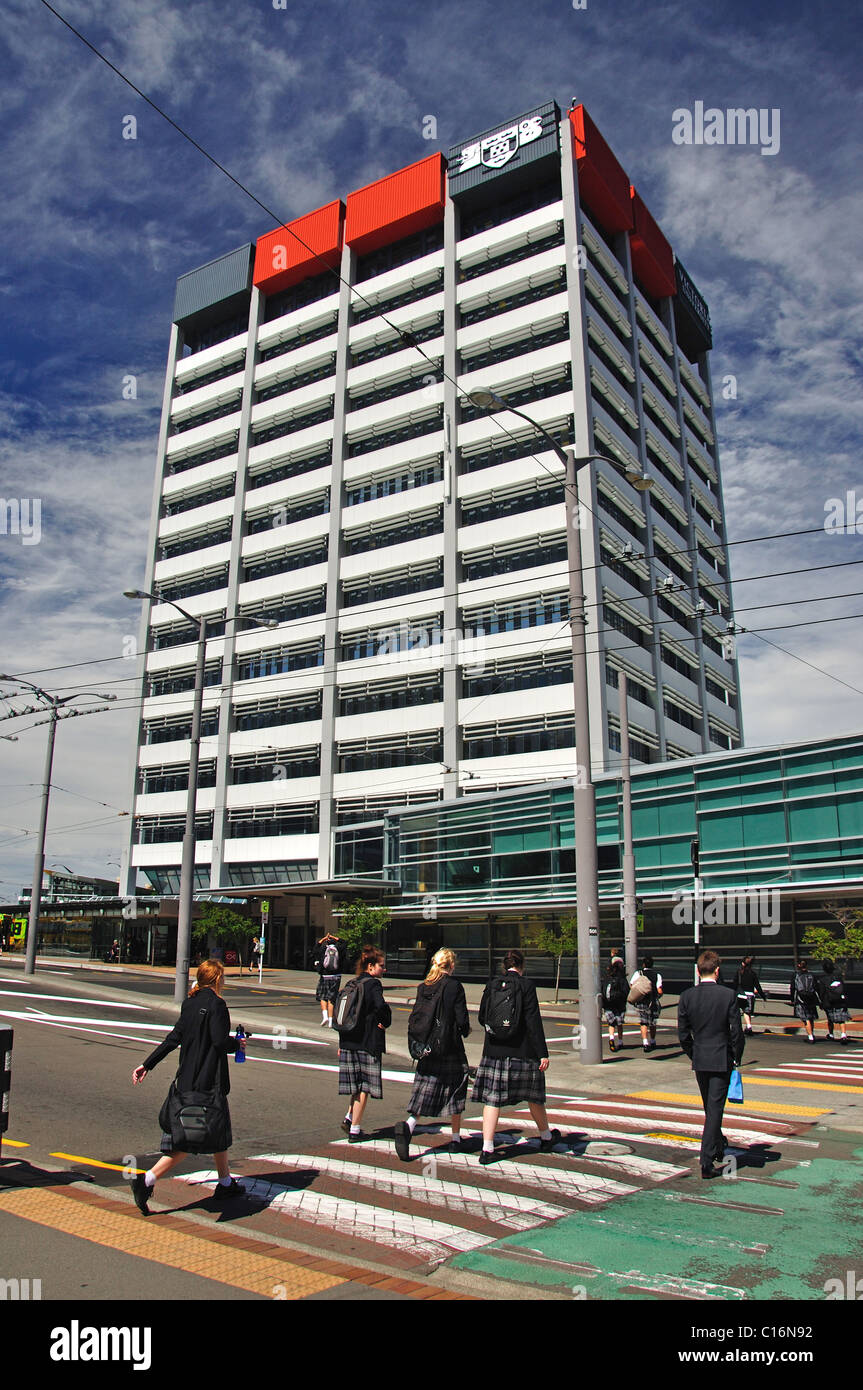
(337, 946), (391, 1140)
(394, 949), (471, 1161)
(471, 948), (561, 1165)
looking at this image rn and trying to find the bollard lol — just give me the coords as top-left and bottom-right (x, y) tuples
(0, 1028), (12, 1162)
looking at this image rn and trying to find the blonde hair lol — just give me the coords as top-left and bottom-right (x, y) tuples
(189, 958), (225, 996)
(424, 947), (456, 986)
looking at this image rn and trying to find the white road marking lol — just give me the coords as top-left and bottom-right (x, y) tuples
(0, 989), (148, 1010)
(329, 1138), (638, 1204)
(175, 1167), (494, 1262)
(248, 1152), (571, 1227)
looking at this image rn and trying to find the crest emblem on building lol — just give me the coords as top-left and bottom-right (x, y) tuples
(457, 115), (545, 174)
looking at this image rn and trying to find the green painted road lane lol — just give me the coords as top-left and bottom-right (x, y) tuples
(449, 1149), (863, 1300)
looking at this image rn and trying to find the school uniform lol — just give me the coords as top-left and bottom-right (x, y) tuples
(338, 975), (391, 1098)
(408, 975), (471, 1118)
(471, 971), (548, 1107)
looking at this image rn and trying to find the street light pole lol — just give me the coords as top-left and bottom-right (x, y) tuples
(619, 671), (639, 976)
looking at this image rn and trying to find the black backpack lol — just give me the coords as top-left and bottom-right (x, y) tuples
(334, 977), (367, 1034)
(795, 971), (817, 1003)
(407, 981), (447, 1061)
(483, 975), (524, 1041)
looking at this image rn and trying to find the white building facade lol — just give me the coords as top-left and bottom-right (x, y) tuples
(122, 100), (741, 896)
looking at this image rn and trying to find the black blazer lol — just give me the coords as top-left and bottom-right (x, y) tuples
(677, 981), (745, 1073)
(479, 972), (548, 1062)
(338, 975), (392, 1056)
(143, 987), (235, 1095)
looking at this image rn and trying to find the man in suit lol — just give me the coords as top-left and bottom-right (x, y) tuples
(678, 949), (745, 1178)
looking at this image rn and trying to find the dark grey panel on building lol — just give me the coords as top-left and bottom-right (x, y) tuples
(173, 244), (255, 327)
(673, 257), (713, 355)
(447, 101), (561, 207)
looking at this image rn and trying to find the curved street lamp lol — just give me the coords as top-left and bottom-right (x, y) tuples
(123, 591), (277, 1003)
(464, 389), (654, 1064)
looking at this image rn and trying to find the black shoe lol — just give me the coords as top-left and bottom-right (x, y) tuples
(348, 1130), (365, 1144)
(540, 1128), (562, 1152)
(213, 1179), (246, 1200)
(129, 1173), (150, 1216)
(394, 1121), (411, 1162)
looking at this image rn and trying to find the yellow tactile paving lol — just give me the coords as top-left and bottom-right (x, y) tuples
(629, 1089), (830, 1117)
(0, 1187), (345, 1300)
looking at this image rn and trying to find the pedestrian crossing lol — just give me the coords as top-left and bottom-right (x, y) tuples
(165, 1092), (816, 1272)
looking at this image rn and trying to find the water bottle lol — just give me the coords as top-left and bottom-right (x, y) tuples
(234, 1024), (246, 1062)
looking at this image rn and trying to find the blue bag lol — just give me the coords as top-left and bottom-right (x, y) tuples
(727, 1067), (744, 1104)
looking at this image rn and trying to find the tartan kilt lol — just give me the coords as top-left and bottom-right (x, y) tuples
(635, 998), (661, 1026)
(408, 1052), (470, 1118)
(338, 1048), (383, 1098)
(315, 974), (341, 1003)
(824, 1006), (851, 1024)
(471, 1055), (546, 1107)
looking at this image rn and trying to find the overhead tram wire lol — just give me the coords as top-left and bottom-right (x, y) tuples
(40, 0), (842, 548)
(3, 548), (863, 699)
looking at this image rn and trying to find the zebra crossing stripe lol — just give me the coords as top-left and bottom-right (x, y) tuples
(248, 1153), (572, 1228)
(329, 1138), (638, 1204)
(174, 1167), (496, 1262)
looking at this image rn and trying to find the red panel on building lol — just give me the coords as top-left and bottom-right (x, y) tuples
(628, 187), (676, 300)
(345, 154), (446, 258)
(253, 200), (345, 296)
(570, 105), (632, 235)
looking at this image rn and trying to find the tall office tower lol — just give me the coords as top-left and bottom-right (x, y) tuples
(123, 101), (741, 897)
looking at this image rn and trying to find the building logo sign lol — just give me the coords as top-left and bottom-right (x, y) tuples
(447, 101), (559, 196)
(455, 115), (545, 174)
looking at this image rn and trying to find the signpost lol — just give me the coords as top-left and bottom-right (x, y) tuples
(258, 900), (269, 984)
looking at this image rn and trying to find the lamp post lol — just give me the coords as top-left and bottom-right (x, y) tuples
(0, 675), (117, 977)
(124, 591), (277, 1003)
(466, 390), (653, 1064)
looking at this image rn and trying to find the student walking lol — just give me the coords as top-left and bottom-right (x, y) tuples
(337, 946), (391, 1143)
(629, 954), (663, 1051)
(603, 957), (629, 1051)
(678, 949), (745, 1179)
(395, 948), (471, 1161)
(732, 954), (766, 1035)
(818, 960), (851, 1043)
(127, 958), (247, 1214)
(472, 949), (560, 1166)
(313, 931), (347, 1028)
(791, 958), (820, 1042)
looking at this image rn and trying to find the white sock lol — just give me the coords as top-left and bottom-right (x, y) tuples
(144, 1170), (156, 1189)
(406, 1116), (417, 1134)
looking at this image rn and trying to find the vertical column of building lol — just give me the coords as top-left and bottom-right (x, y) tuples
(619, 235), (671, 763)
(442, 191), (461, 798)
(209, 288), (263, 888)
(560, 114), (606, 780)
(121, 323), (183, 900)
(666, 302), (711, 754)
(317, 244), (354, 880)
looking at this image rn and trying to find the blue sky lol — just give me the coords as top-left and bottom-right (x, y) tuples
(0, 0), (861, 893)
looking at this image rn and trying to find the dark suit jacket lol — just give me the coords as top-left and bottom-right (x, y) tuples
(678, 981), (744, 1073)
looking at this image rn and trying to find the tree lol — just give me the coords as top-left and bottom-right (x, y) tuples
(334, 899), (391, 967)
(191, 904), (256, 960)
(801, 904), (863, 963)
(524, 915), (578, 1004)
